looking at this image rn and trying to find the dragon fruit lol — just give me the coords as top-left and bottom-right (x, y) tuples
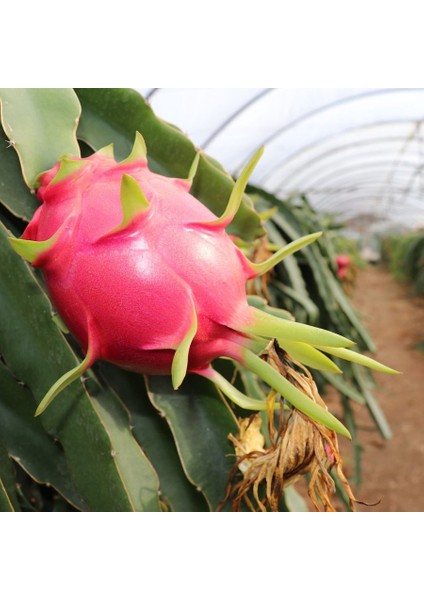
(9, 133), (397, 436)
(336, 254), (351, 280)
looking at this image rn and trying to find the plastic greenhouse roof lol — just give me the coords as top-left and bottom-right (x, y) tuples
(137, 88), (424, 232)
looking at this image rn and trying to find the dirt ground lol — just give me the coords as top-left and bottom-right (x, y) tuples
(332, 265), (424, 512)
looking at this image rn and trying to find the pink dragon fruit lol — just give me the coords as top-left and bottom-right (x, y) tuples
(336, 254), (351, 280)
(9, 133), (397, 436)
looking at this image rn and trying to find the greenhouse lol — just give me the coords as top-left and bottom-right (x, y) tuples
(0, 88), (423, 513)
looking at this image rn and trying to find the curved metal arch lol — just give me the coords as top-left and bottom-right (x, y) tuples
(277, 170), (418, 203)
(260, 119), (423, 189)
(283, 165), (424, 219)
(282, 147), (423, 191)
(201, 89), (272, 147)
(298, 167), (421, 199)
(145, 88), (158, 100)
(276, 158), (424, 196)
(313, 171), (424, 208)
(319, 205), (422, 223)
(306, 178), (422, 201)
(282, 172), (423, 196)
(314, 181), (424, 211)
(234, 89), (424, 176)
(269, 134), (424, 189)
(311, 189), (424, 214)
(314, 181), (424, 206)
(319, 195), (424, 220)
(329, 197), (424, 220)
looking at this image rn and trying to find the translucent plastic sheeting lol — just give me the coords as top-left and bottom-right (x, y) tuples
(138, 88), (424, 230)
(146, 89), (269, 147)
(270, 122), (423, 190)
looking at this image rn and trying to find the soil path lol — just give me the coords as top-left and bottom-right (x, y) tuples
(339, 265), (424, 511)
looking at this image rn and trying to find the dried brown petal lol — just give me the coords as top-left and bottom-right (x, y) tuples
(222, 341), (357, 512)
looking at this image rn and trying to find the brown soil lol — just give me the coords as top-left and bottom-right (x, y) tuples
(333, 265), (424, 512)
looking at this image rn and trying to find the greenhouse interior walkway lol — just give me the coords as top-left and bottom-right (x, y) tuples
(335, 265), (424, 511)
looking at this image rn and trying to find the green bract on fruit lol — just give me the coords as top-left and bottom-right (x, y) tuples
(9, 133), (398, 436)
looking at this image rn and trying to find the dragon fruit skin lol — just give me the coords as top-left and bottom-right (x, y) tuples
(23, 149), (253, 376)
(10, 133), (398, 436)
(336, 255), (350, 269)
(336, 255), (351, 281)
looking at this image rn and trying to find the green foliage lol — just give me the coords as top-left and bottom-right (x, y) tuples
(382, 231), (424, 295)
(0, 88), (258, 512)
(75, 88), (264, 242)
(0, 89), (81, 188)
(248, 190), (375, 348)
(0, 89), (385, 511)
(332, 235), (367, 269)
(247, 187), (392, 481)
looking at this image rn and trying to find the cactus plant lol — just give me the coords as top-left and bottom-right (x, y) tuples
(0, 89), (397, 511)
